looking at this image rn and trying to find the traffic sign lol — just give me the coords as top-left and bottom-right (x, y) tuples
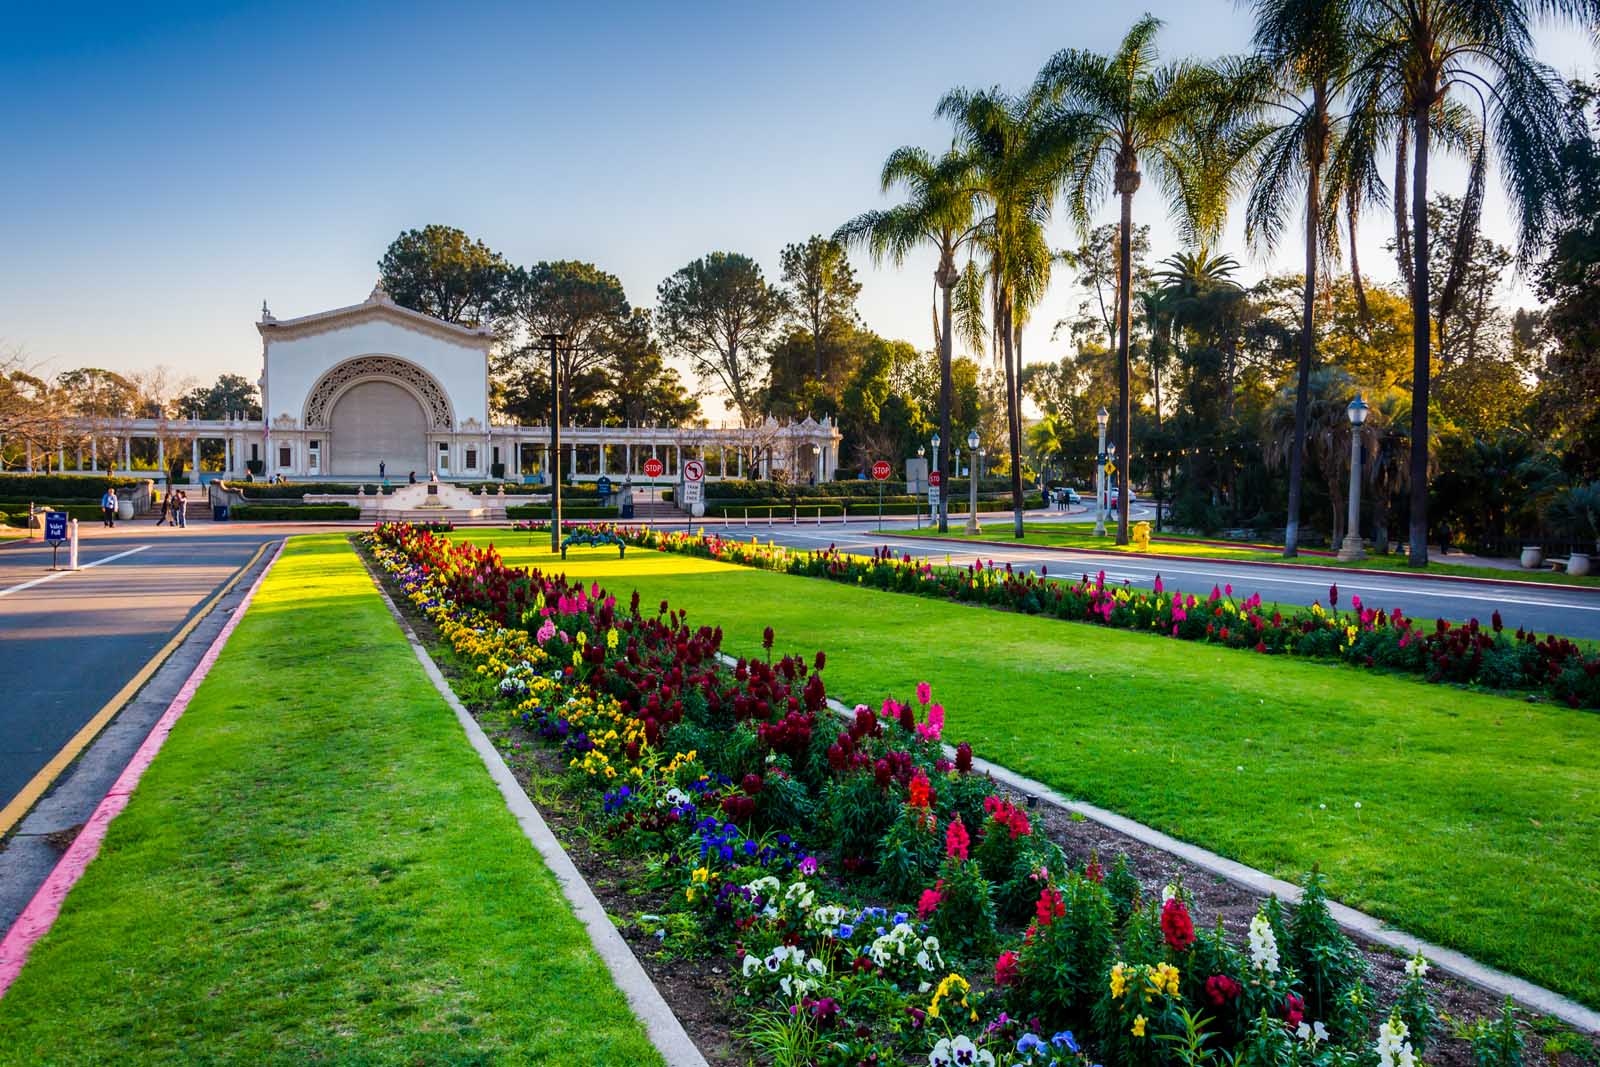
(596, 475), (613, 497)
(929, 470), (942, 487)
(44, 512), (67, 543)
(684, 459), (704, 482)
(871, 460), (891, 480)
(643, 457), (665, 478)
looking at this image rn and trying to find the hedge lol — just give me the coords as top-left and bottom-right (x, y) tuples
(504, 504), (619, 520)
(0, 474), (143, 500)
(704, 477), (1016, 500)
(228, 504), (361, 521)
(224, 480), (550, 500)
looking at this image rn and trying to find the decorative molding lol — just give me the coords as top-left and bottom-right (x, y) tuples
(460, 416), (484, 433)
(273, 413), (298, 430)
(256, 298), (494, 350)
(302, 356), (454, 432)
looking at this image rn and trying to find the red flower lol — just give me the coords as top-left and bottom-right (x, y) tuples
(918, 882), (944, 918)
(1205, 975), (1242, 1006)
(1284, 993), (1305, 1028)
(908, 772), (931, 809)
(994, 950), (1020, 987)
(1084, 856), (1104, 883)
(945, 817), (970, 860)
(955, 742), (973, 773)
(1035, 886), (1065, 926)
(1160, 897), (1196, 951)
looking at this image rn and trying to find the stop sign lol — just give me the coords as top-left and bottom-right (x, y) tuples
(929, 470), (942, 487)
(642, 457), (664, 478)
(872, 460), (892, 480)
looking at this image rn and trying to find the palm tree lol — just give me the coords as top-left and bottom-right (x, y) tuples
(1343, 0), (1589, 565)
(836, 148), (980, 533)
(1034, 14), (1236, 544)
(936, 86), (1078, 538)
(1238, 0), (1365, 560)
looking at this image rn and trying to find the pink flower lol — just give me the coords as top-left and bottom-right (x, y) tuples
(994, 951), (1020, 987)
(916, 681), (932, 705)
(916, 704), (945, 743)
(1153, 575), (1164, 594)
(945, 816), (970, 860)
(918, 883), (944, 918)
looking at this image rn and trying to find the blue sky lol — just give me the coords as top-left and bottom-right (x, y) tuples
(2, 1), (1592, 422)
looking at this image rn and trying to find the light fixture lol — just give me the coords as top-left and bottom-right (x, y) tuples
(967, 429), (980, 451)
(1347, 393), (1369, 426)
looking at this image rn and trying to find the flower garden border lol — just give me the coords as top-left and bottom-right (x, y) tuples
(355, 547), (709, 1067)
(359, 524), (1600, 1065)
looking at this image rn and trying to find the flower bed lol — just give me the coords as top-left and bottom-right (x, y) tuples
(560, 524), (1599, 711)
(354, 521), (1534, 1067)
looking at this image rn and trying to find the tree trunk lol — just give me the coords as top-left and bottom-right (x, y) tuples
(939, 271), (955, 533)
(1002, 292), (1025, 539)
(1408, 106), (1432, 566)
(1116, 185), (1135, 545)
(1285, 155), (1321, 559)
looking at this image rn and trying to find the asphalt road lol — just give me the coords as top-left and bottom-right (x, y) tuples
(701, 518), (1600, 641)
(0, 524), (278, 814)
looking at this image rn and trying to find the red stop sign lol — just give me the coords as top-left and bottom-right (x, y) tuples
(872, 460), (892, 480)
(929, 470), (942, 487)
(642, 457), (665, 478)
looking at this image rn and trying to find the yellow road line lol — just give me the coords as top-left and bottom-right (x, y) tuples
(0, 540), (274, 839)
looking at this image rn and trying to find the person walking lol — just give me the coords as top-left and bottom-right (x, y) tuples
(408, 470), (417, 485)
(175, 489), (188, 528)
(158, 491), (172, 527)
(378, 459), (386, 481)
(101, 486), (117, 528)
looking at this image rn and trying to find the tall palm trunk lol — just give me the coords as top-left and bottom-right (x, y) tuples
(1002, 291), (1025, 538)
(1115, 178), (1137, 545)
(1285, 98), (1324, 559)
(938, 265), (955, 533)
(1407, 105), (1432, 566)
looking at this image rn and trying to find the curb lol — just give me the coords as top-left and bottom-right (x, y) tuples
(0, 538), (286, 998)
(889, 532), (1600, 596)
(809, 684), (1600, 1035)
(363, 555), (708, 1067)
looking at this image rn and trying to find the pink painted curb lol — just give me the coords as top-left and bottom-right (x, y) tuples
(0, 539), (285, 998)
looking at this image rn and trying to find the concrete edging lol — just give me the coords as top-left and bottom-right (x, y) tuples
(363, 556), (708, 1067)
(790, 682), (1600, 1035)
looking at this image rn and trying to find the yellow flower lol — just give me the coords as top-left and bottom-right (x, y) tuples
(576, 630), (587, 648)
(1109, 962), (1129, 999)
(606, 628), (618, 650)
(1132, 1015), (1147, 1038)
(1147, 962), (1181, 998)
(928, 973), (970, 1020)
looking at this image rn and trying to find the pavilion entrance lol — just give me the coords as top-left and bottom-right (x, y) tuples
(328, 380), (428, 476)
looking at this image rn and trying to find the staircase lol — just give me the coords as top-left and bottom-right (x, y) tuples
(629, 498), (682, 522)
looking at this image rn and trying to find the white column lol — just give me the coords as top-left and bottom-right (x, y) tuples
(191, 437), (199, 478)
(737, 449), (744, 478)
(123, 436), (131, 471)
(157, 437), (165, 471)
(225, 437), (233, 475)
(58, 444), (66, 470)
(598, 439), (607, 476)
(76, 443), (83, 471)
(624, 442), (632, 475)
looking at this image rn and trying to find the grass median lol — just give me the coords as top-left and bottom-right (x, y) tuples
(0, 534), (662, 1066)
(913, 521), (1600, 588)
(459, 530), (1600, 1009)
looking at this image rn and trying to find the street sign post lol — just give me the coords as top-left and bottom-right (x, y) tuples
(871, 460), (890, 530)
(44, 511), (69, 571)
(682, 459), (704, 528)
(596, 474), (613, 507)
(928, 469), (942, 515)
(643, 457), (664, 524)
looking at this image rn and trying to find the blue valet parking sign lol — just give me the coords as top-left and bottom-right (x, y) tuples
(44, 512), (68, 543)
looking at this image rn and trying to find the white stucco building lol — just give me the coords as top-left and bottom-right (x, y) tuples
(30, 285), (842, 485)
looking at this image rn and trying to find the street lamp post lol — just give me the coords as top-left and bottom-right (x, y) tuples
(965, 429), (981, 535)
(916, 445), (926, 529)
(1337, 393), (1369, 562)
(1094, 406), (1109, 537)
(931, 433), (943, 533)
(543, 332), (566, 554)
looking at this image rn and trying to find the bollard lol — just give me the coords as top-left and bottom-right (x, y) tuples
(68, 518), (79, 570)
(816, 507), (822, 526)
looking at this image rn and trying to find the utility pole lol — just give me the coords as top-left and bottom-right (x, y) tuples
(544, 333), (566, 553)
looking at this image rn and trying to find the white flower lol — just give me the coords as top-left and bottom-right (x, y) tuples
(1314, 1021), (1329, 1043)
(1248, 911), (1281, 973)
(930, 1036), (995, 1067)
(1162, 884), (1178, 903)
(806, 957), (825, 975)
(741, 955), (761, 977)
(1405, 954), (1429, 979)
(1377, 1016), (1414, 1067)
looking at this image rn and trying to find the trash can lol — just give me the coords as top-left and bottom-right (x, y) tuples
(213, 504), (229, 522)
(621, 501), (635, 519)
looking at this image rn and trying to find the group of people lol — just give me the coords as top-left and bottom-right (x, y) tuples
(95, 486), (188, 529)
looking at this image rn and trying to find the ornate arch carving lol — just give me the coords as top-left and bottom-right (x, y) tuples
(303, 356), (454, 431)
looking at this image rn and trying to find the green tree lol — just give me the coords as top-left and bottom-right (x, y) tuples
(1056, 223), (1152, 352)
(937, 85), (1075, 535)
(377, 225), (508, 326)
(1344, 0), (1588, 564)
(1240, 0), (1364, 557)
(56, 367), (138, 417)
(499, 261), (633, 419)
(779, 236), (860, 379)
(600, 310), (700, 427)
(1035, 14), (1236, 543)
(836, 146), (981, 530)
(656, 253), (785, 426)
(175, 373), (261, 420)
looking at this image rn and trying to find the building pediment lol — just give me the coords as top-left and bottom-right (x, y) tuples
(257, 283), (496, 351)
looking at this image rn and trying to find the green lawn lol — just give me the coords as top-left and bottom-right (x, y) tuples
(912, 522), (1600, 587)
(461, 531), (1600, 1008)
(0, 535), (662, 1067)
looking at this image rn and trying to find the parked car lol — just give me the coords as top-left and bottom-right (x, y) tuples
(1107, 488), (1137, 508)
(1048, 487), (1082, 507)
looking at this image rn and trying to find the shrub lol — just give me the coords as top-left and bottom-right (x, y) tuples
(228, 504), (360, 521)
(0, 473), (142, 499)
